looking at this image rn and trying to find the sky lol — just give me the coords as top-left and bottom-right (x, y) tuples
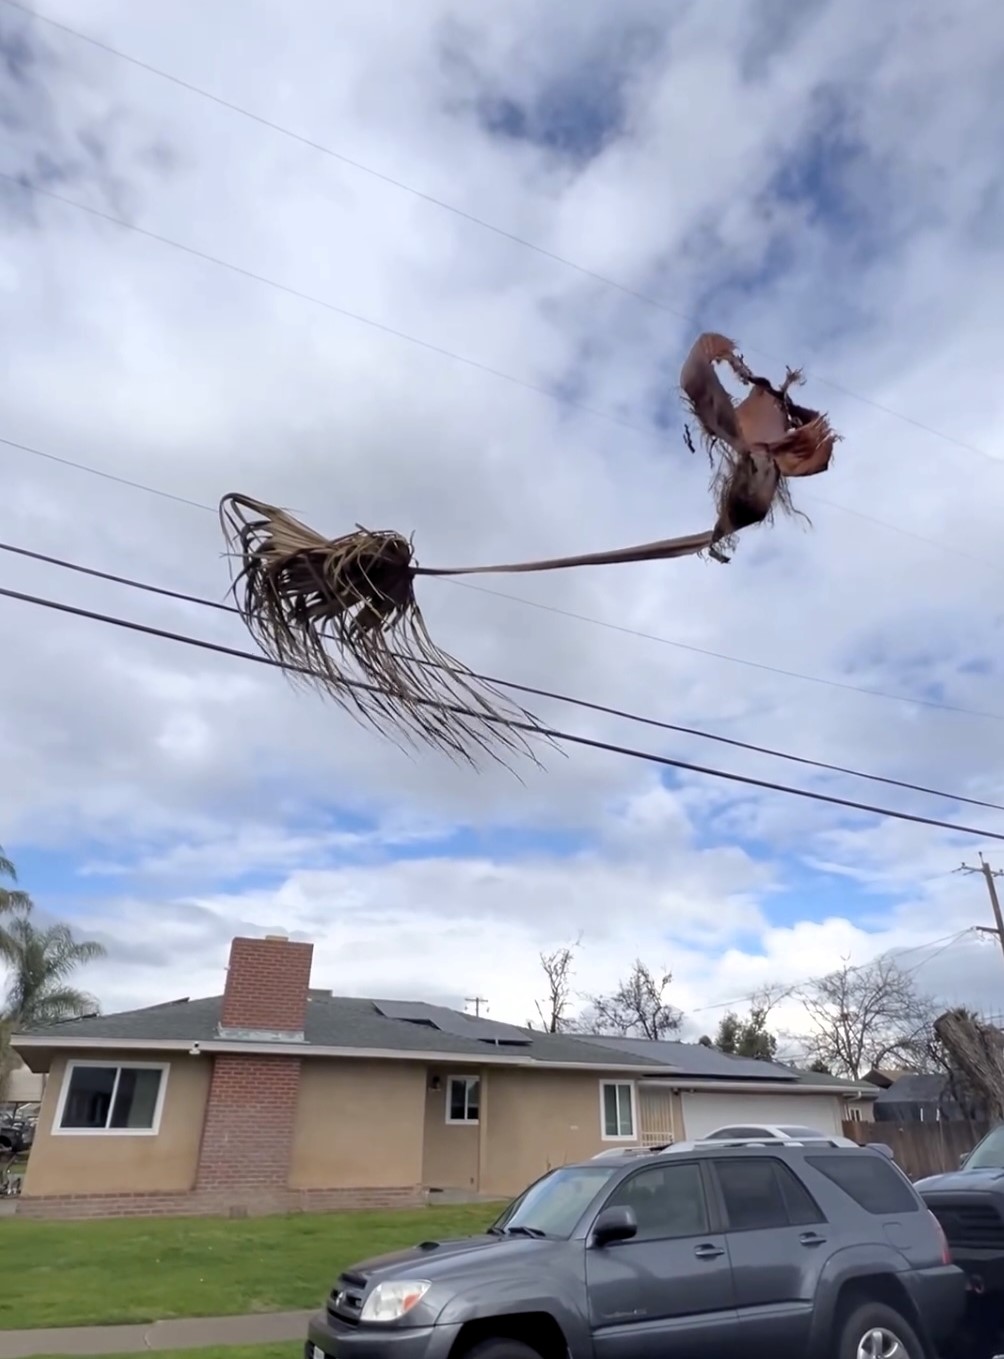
(2, 0), (1004, 1047)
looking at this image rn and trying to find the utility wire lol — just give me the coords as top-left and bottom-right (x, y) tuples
(2, 580), (1004, 845)
(4, 434), (1003, 728)
(690, 927), (976, 1015)
(3, 169), (1001, 573)
(4, 538), (1004, 814)
(8, 0), (1003, 472)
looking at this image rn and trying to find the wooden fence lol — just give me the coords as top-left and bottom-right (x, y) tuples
(842, 1119), (992, 1179)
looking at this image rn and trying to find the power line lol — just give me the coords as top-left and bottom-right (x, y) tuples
(690, 928), (976, 1016)
(9, 0), (1003, 472)
(4, 433), (1003, 729)
(5, 537), (1004, 814)
(442, 576), (1004, 725)
(4, 166), (1002, 572)
(0, 173), (644, 438)
(2, 579), (1004, 844)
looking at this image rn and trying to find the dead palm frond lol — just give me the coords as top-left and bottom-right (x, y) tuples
(680, 332), (838, 561)
(221, 332), (840, 763)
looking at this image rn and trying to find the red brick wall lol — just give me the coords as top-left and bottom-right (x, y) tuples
(220, 935), (314, 1034)
(196, 1054), (302, 1191)
(16, 1185), (424, 1220)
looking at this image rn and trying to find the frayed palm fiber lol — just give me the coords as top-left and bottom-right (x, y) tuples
(219, 495), (543, 767)
(222, 333), (838, 763)
(680, 332), (838, 561)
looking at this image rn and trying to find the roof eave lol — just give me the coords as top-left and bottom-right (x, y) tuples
(640, 1076), (879, 1098)
(9, 1033), (665, 1074)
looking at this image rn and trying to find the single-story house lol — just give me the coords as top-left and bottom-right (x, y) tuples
(872, 1072), (978, 1123)
(10, 933), (877, 1219)
(1, 1053), (45, 1106)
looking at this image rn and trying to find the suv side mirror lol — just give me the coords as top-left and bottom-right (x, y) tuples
(592, 1205), (638, 1247)
(960, 1152), (970, 1168)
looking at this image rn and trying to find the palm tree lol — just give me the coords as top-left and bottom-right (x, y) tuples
(1, 918), (106, 1029)
(0, 845), (31, 919)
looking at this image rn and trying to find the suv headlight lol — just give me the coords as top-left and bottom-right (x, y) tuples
(360, 1280), (432, 1323)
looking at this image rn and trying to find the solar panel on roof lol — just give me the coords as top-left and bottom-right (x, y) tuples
(372, 1000), (531, 1045)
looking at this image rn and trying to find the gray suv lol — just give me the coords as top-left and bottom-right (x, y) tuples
(306, 1138), (965, 1359)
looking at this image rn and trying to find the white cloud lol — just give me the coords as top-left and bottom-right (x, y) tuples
(2, 0), (1004, 1037)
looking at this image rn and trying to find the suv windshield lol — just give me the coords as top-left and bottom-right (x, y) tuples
(490, 1164), (616, 1238)
(966, 1126), (1004, 1169)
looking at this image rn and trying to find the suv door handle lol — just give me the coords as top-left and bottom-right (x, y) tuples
(694, 1243), (725, 1259)
(799, 1232), (826, 1247)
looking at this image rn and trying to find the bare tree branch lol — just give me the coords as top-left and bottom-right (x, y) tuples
(794, 956), (935, 1079)
(531, 937), (581, 1033)
(583, 959), (683, 1040)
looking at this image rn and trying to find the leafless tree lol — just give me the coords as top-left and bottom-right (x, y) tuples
(583, 959), (683, 1040)
(795, 956), (935, 1079)
(531, 939), (580, 1033)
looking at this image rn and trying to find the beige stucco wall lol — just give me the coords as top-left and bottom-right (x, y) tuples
(481, 1068), (621, 1198)
(22, 1051), (211, 1196)
(422, 1067), (480, 1191)
(290, 1058), (426, 1189)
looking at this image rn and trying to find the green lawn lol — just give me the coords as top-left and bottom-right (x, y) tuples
(0, 1202), (502, 1330)
(35, 1351), (295, 1359)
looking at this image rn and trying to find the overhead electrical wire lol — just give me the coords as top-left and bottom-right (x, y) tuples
(3, 434), (1002, 729)
(1, 578), (1004, 845)
(4, 537), (1004, 814)
(2, 169), (1000, 573)
(7, 0), (1004, 472)
(689, 927), (977, 1016)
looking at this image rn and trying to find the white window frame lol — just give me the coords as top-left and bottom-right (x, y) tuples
(445, 1073), (480, 1125)
(52, 1060), (170, 1137)
(600, 1080), (637, 1141)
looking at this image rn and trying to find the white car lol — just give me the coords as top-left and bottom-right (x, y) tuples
(702, 1122), (859, 1145)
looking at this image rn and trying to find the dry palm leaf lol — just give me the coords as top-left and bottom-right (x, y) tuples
(680, 331), (838, 561)
(221, 332), (839, 762)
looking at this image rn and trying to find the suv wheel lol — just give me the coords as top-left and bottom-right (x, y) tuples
(465, 1343), (541, 1359)
(838, 1302), (924, 1359)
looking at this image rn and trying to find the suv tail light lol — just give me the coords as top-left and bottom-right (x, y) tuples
(929, 1210), (952, 1264)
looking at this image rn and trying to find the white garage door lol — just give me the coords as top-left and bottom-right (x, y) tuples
(680, 1091), (843, 1139)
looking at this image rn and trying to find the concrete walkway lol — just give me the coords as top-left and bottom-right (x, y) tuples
(0, 1310), (314, 1358)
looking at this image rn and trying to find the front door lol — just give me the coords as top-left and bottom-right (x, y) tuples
(586, 1160), (739, 1359)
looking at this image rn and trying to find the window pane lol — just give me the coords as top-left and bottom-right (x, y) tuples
(60, 1066), (116, 1129)
(109, 1068), (162, 1129)
(602, 1083), (619, 1136)
(967, 1127), (1004, 1169)
(465, 1078), (480, 1121)
(716, 1158), (789, 1230)
(449, 1077), (478, 1121)
(617, 1086), (634, 1137)
(605, 1163), (708, 1240)
(449, 1079), (467, 1120)
(807, 1154), (918, 1214)
(776, 1162), (825, 1226)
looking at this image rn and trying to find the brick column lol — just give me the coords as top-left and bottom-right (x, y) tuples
(195, 1053), (303, 1199)
(195, 934), (314, 1207)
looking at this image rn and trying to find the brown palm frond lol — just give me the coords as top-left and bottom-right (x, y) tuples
(221, 332), (841, 765)
(219, 494), (548, 768)
(680, 332), (839, 562)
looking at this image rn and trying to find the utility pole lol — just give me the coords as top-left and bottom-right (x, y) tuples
(960, 855), (1004, 965)
(465, 996), (488, 1017)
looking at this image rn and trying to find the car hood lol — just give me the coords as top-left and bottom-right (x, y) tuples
(917, 1167), (1004, 1193)
(348, 1232), (551, 1282)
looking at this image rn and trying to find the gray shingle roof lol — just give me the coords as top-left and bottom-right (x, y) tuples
(14, 995), (663, 1069)
(15, 1002), (874, 1089)
(581, 1036), (871, 1091)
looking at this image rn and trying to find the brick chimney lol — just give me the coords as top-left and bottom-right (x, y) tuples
(217, 934), (314, 1041)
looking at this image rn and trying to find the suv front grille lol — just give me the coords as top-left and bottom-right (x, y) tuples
(326, 1272), (367, 1327)
(928, 1199), (1004, 1250)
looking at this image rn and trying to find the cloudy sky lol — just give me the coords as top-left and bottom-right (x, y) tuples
(2, 0), (1004, 1045)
